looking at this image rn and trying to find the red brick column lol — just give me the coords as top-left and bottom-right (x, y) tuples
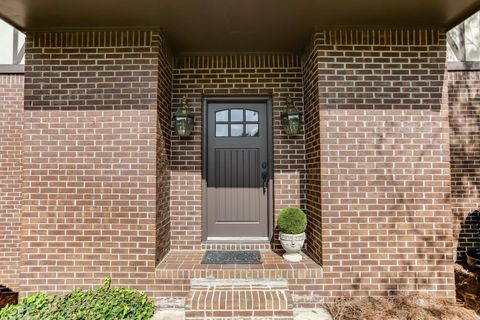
(303, 36), (323, 265)
(448, 71), (480, 259)
(156, 34), (173, 264)
(0, 74), (23, 292)
(303, 29), (454, 298)
(21, 30), (171, 294)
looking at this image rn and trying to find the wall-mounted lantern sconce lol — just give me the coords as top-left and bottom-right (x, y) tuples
(281, 95), (301, 136)
(174, 96), (194, 137)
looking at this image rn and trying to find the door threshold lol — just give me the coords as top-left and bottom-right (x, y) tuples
(206, 237), (270, 243)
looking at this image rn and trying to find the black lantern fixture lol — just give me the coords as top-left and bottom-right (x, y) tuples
(174, 96), (194, 137)
(281, 95), (301, 136)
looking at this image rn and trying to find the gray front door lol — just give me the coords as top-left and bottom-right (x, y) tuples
(205, 100), (270, 241)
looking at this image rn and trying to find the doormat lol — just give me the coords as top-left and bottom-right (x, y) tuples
(201, 250), (262, 264)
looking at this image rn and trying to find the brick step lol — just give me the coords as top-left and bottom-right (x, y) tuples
(185, 279), (293, 319)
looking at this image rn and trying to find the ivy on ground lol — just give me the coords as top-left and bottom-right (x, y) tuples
(0, 277), (155, 320)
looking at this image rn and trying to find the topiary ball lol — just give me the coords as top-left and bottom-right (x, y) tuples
(277, 207), (307, 234)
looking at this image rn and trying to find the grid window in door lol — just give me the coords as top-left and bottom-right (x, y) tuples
(215, 109), (259, 137)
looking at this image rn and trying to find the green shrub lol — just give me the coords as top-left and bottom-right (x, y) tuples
(0, 277), (155, 320)
(277, 207), (307, 234)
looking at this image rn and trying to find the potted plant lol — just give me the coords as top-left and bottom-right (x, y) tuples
(277, 207), (307, 262)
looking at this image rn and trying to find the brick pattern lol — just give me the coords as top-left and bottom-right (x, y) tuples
(155, 250), (321, 307)
(25, 30), (158, 110)
(170, 54), (306, 250)
(201, 243), (272, 251)
(303, 29), (454, 298)
(156, 250), (320, 272)
(0, 75), (23, 292)
(303, 36), (323, 265)
(155, 33), (173, 264)
(30, 31), (153, 48)
(322, 29), (443, 46)
(448, 71), (480, 259)
(21, 30), (164, 294)
(187, 284), (293, 319)
(22, 109), (158, 294)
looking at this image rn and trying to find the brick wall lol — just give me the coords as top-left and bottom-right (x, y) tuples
(0, 27), (469, 302)
(156, 34), (173, 264)
(304, 29), (455, 298)
(21, 30), (169, 294)
(171, 55), (306, 249)
(448, 71), (480, 259)
(303, 36), (323, 265)
(0, 75), (23, 292)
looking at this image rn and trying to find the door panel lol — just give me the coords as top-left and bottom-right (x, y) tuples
(206, 102), (269, 240)
(214, 149), (260, 222)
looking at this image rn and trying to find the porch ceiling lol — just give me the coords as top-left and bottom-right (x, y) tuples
(0, 0), (479, 53)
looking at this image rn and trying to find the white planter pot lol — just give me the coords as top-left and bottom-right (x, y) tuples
(279, 232), (305, 262)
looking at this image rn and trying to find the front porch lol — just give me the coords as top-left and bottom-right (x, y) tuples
(153, 250), (323, 317)
(156, 250), (321, 275)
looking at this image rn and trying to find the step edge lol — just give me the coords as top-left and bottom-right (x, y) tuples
(191, 278), (289, 287)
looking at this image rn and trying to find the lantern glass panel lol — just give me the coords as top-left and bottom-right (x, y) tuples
(282, 113), (300, 136)
(175, 116), (193, 137)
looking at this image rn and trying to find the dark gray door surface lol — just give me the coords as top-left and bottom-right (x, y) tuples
(206, 102), (269, 240)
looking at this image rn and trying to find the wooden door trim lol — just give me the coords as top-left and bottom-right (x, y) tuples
(201, 96), (273, 242)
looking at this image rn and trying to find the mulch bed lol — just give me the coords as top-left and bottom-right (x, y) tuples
(324, 264), (480, 319)
(326, 294), (480, 320)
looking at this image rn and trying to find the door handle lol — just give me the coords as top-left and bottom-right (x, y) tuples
(262, 172), (268, 194)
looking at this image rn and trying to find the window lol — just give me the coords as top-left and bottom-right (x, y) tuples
(215, 109), (259, 137)
(447, 11), (480, 70)
(0, 20), (24, 64)
(0, 19), (25, 73)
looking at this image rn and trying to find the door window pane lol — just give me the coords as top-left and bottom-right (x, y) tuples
(245, 110), (258, 122)
(245, 124), (259, 137)
(230, 124), (244, 137)
(230, 109), (244, 122)
(216, 124), (228, 137)
(216, 110), (229, 122)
